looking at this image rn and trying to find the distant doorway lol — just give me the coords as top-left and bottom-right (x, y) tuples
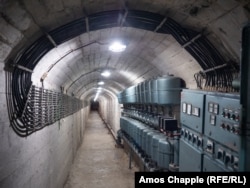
(90, 100), (99, 111)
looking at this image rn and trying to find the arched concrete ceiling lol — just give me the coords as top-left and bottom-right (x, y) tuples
(31, 27), (198, 96)
(1, 0), (249, 102)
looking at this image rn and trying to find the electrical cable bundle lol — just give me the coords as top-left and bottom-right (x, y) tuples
(7, 10), (237, 136)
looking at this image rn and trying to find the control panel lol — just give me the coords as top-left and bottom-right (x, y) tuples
(204, 93), (241, 152)
(179, 127), (203, 171)
(119, 87), (246, 172)
(180, 89), (206, 134)
(203, 138), (239, 171)
(179, 89), (242, 172)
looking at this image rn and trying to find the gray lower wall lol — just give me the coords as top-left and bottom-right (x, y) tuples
(0, 63), (90, 188)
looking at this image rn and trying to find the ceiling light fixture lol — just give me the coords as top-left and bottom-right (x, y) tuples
(109, 41), (126, 52)
(101, 70), (111, 77)
(98, 81), (104, 85)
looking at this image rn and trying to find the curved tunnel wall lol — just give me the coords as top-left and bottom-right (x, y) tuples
(1, 9), (241, 188)
(7, 10), (237, 137)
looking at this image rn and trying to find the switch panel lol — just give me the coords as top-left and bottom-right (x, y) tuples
(203, 155), (229, 172)
(215, 142), (238, 171)
(206, 139), (214, 154)
(180, 89), (206, 133)
(179, 139), (203, 172)
(181, 127), (203, 150)
(204, 93), (241, 152)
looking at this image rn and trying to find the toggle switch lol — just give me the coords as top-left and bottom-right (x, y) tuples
(188, 133), (192, 141)
(197, 137), (202, 147)
(192, 135), (197, 144)
(217, 148), (223, 160)
(224, 153), (231, 165)
(233, 156), (239, 169)
(206, 140), (214, 153)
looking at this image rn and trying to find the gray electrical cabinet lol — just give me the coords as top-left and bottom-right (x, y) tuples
(179, 89), (243, 172)
(118, 68), (249, 172)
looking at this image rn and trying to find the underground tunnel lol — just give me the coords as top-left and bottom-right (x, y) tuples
(0, 1), (250, 188)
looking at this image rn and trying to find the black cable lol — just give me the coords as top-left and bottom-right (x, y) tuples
(8, 10), (235, 136)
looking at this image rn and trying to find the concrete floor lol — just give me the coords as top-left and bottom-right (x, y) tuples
(64, 111), (139, 188)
